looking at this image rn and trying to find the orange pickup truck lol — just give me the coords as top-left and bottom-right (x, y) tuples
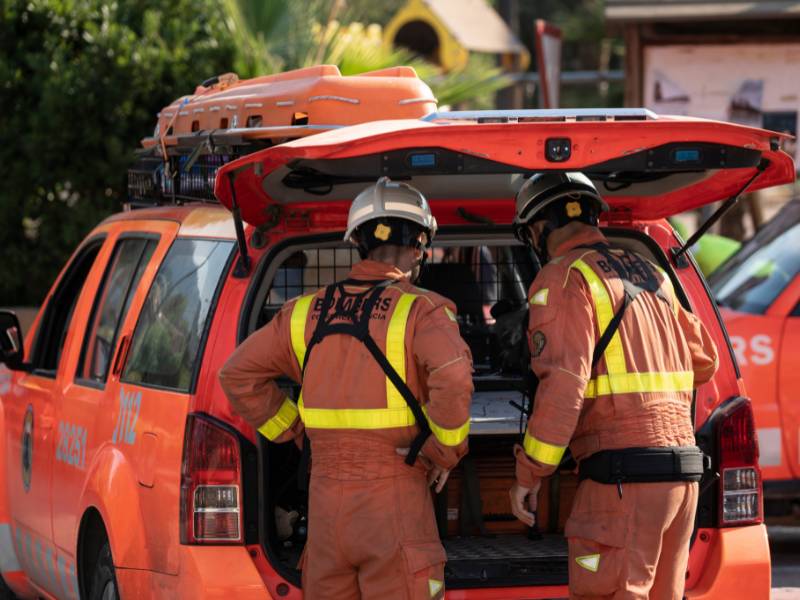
(0, 65), (794, 599)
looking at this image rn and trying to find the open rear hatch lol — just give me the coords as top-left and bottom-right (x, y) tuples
(215, 109), (795, 231)
(223, 110), (795, 591)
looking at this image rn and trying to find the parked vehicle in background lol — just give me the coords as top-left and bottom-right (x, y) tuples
(670, 218), (741, 277)
(711, 197), (800, 516)
(0, 65), (794, 599)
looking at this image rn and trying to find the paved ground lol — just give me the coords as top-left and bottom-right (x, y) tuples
(770, 525), (800, 599)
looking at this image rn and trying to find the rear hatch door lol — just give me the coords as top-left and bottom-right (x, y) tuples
(214, 110), (795, 227)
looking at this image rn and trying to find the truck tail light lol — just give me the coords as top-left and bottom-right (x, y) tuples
(180, 414), (243, 544)
(717, 399), (762, 526)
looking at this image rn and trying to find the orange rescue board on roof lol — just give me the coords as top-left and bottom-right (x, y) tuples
(143, 65), (437, 149)
(213, 113), (794, 226)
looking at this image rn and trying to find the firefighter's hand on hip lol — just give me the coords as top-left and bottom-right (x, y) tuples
(509, 480), (541, 526)
(396, 447), (450, 493)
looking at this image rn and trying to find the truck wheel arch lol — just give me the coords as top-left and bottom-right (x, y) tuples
(76, 508), (107, 599)
(77, 446), (150, 572)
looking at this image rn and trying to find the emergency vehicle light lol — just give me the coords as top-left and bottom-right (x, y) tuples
(672, 148), (701, 164)
(408, 152), (437, 168)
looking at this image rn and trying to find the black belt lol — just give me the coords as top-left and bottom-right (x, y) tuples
(578, 446), (707, 485)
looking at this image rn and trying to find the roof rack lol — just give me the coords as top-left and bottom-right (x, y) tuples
(142, 124), (344, 151)
(422, 108), (659, 123)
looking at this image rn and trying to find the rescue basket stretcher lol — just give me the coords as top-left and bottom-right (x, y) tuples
(128, 65), (437, 209)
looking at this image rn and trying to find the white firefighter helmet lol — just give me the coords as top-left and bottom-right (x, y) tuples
(344, 177), (438, 245)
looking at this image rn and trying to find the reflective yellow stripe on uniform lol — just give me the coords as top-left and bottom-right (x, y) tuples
(297, 406), (416, 429)
(423, 406), (470, 447)
(290, 294), (315, 370)
(257, 397), (299, 440)
(385, 293), (417, 411)
(523, 431), (567, 466)
(289, 291), (422, 430)
(570, 259), (627, 375)
(584, 370), (694, 398)
(570, 257), (695, 398)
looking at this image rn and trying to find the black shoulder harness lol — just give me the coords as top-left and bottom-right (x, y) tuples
(576, 242), (671, 368)
(301, 279), (432, 466)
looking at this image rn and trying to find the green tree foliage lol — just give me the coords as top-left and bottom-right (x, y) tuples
(519, 0), (624, 107)
(224, 0), (508, 108)
(0, 0), (237, 305)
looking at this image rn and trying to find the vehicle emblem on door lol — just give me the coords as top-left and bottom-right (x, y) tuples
(21, 404), (33, 492)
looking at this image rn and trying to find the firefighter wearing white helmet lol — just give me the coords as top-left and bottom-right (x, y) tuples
(221, 176), (472, 598)
(345, 176), (438, 281)
(509, 171), (717, 599)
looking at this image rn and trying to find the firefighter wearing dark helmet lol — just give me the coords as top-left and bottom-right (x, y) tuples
(508, 172), (718, 599)
(220, 177), (473, 599)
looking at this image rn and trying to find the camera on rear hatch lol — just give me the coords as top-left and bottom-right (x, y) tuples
(545, 138), (571, 162)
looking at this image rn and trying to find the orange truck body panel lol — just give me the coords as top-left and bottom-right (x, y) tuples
(686, 526), (772, 600)
(1, 66), (791, 599)
(0, 207), (772, 600)
(722, 273), (800, 485)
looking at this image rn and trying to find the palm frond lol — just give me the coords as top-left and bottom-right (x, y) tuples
(226, 0), (511, 108)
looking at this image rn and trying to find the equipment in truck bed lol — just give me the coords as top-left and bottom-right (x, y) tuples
(259, 242), (537, 436)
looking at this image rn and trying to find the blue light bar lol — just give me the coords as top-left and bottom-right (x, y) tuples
(674, 149), (701, 163)
(409, 152), (437, 168)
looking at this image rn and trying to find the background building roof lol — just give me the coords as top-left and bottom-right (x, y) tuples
(605, 0), (800, 22)
(424, 0), (527, 54)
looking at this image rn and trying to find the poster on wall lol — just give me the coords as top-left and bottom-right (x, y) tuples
(644, 43), (800, 164)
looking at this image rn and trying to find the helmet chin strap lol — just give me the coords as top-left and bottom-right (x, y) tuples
(534, 221), (555, 265)
(410, 247), (428, 283)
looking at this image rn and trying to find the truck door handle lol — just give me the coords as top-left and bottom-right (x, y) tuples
(112, 335), (131, 377)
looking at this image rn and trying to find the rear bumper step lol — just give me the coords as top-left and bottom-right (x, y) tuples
(444, 534), (568, 587)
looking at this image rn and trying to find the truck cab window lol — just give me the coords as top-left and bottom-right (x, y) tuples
(122, 239), (233, 392)
(76, 237), (157, 386)
(31, 238), (105, 376)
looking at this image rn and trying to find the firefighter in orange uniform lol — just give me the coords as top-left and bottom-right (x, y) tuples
(508, 173), (718, 600)
(219, 177), (473, 599)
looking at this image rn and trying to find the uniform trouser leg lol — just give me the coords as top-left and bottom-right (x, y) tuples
(302, 470), (446, 600)
(354, 471), (445, 599)
(301, 476), (360, 600)
(649, 482), (698, 600)
(566, 480), (698, 600)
